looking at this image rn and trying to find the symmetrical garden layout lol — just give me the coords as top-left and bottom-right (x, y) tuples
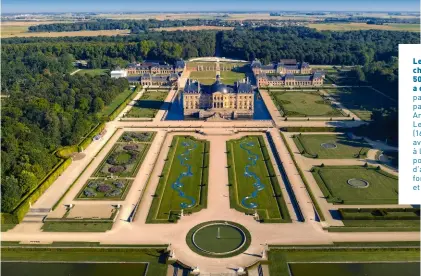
(147, 135), (209, 223)
(312, 165), (398, 205)
(293, 133), (371, 159)
(77, 131), (155, 200)
(269, 90), (345, 117)
(226, 136), (291, 222)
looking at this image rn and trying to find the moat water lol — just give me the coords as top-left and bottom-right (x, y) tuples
(164, 91), (272, 121)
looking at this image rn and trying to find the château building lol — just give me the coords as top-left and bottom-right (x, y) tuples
(256, 72), (324, 87)
(126, 60), (185, 75)
(183, 76), (254, 119)
(251, 59), (312, 75)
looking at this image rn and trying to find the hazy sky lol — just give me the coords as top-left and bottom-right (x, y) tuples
(2, 0), (420, 13)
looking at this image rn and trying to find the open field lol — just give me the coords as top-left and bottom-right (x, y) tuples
(308, 23), (420, 32)
(326, 87), (397, 121)
(1, 20), (74, 37)
(269, 91), (344, 117)
(289, 262), (420, 276)
(76, 69), (109, 77)
(226, 136), (291, 222)
(312, 166), (398, 205)
(2, 29), (130, 38)
(151, 25), (234, 32)
(1, 246), (167, 275)
(126, 91), (168, 118)
(93, 133), (154, 177)
(269, 247), (420, 275)
(147, 136), (209, 223)
(293, 134), (371, 159)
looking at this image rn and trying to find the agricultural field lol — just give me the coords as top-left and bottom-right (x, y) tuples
(1, 246), (168, 276)
(293, 134), (371, 159)
(308, 23), (420, 32)
(269, 247), (420, 276)
(2, 29), (130, 38)
(269, 91), (344, 117)
(1, 20), (73, 37)
(76, 179), (132, 200)
(226, 136), (291, 222)
(311, 166), (398, 205)
(326, 87), (397, 121)
(126, 90), (168, 118)
(147, 136), (209, 223)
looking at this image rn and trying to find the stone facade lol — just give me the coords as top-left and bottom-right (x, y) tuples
(183, 76), (254, 119)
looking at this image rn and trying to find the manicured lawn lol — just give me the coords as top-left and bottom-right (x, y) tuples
(312, 166), (398, 204)
(269, 247), (420, 276)
(1, 262), (148, 276)
(98, 88), (135, 117)
(41, 221), (114, 232)
(147, 136), (209, 223)
(293, 134), (371, 159)
(269, 91), (343, 117)
(220, 70), (246, 85)
(76, 69), (109, 76)
(1, 247), (168, 276)
(77, 179), (132, 200)
(226, 136), (291, 222)
(289, 262), (420, 276)
(189, 70), (217, 79)
(126, 91), (167, 118)
(327, 87), (397, 121)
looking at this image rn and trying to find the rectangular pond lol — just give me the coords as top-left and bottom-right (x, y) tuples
(288, 262), (420, 276)
(1, 262), (148, 276)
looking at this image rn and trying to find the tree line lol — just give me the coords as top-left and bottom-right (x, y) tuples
(27, 19), (240, 33)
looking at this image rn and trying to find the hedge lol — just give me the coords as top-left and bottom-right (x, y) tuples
(339, 208), (420, 220)
(1, 158), (72, 223)
(56, 145), (79, 158)
(280, 127), (346, 132)
(107, 89), (138, 121)
(78, 122), (106, 152)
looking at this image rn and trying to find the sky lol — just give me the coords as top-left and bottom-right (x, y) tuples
(1, 0), (420, 14)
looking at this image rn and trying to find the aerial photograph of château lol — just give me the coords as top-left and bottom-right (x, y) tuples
(0, 0), (420, 275)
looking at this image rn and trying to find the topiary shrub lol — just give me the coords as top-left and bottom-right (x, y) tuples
(106, 189), (122, 197)
(113, 181), (125, 189)
(108, 166), (126, 173)
(84, 189), (97, 197)
(123, 144), (139, 151)
(97, 184), (112, 193)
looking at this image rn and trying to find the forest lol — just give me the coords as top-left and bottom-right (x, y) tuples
(1, 26), (416, 213)
(27, 19), (241, 33)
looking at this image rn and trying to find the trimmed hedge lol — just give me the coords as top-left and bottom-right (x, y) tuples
(56, 145), (79, 158)
(280, 127), (346, 132)
(107, 89), (138, 121)
(1, 158), (72, 223)
(78, 122), (106, 151)
(339, 208), (420, 220)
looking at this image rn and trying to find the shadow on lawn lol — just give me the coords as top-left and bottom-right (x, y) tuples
(133, 100), (168, 110)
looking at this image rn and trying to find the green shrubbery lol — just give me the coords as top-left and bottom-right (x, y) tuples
(339, 208), (420, 220)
